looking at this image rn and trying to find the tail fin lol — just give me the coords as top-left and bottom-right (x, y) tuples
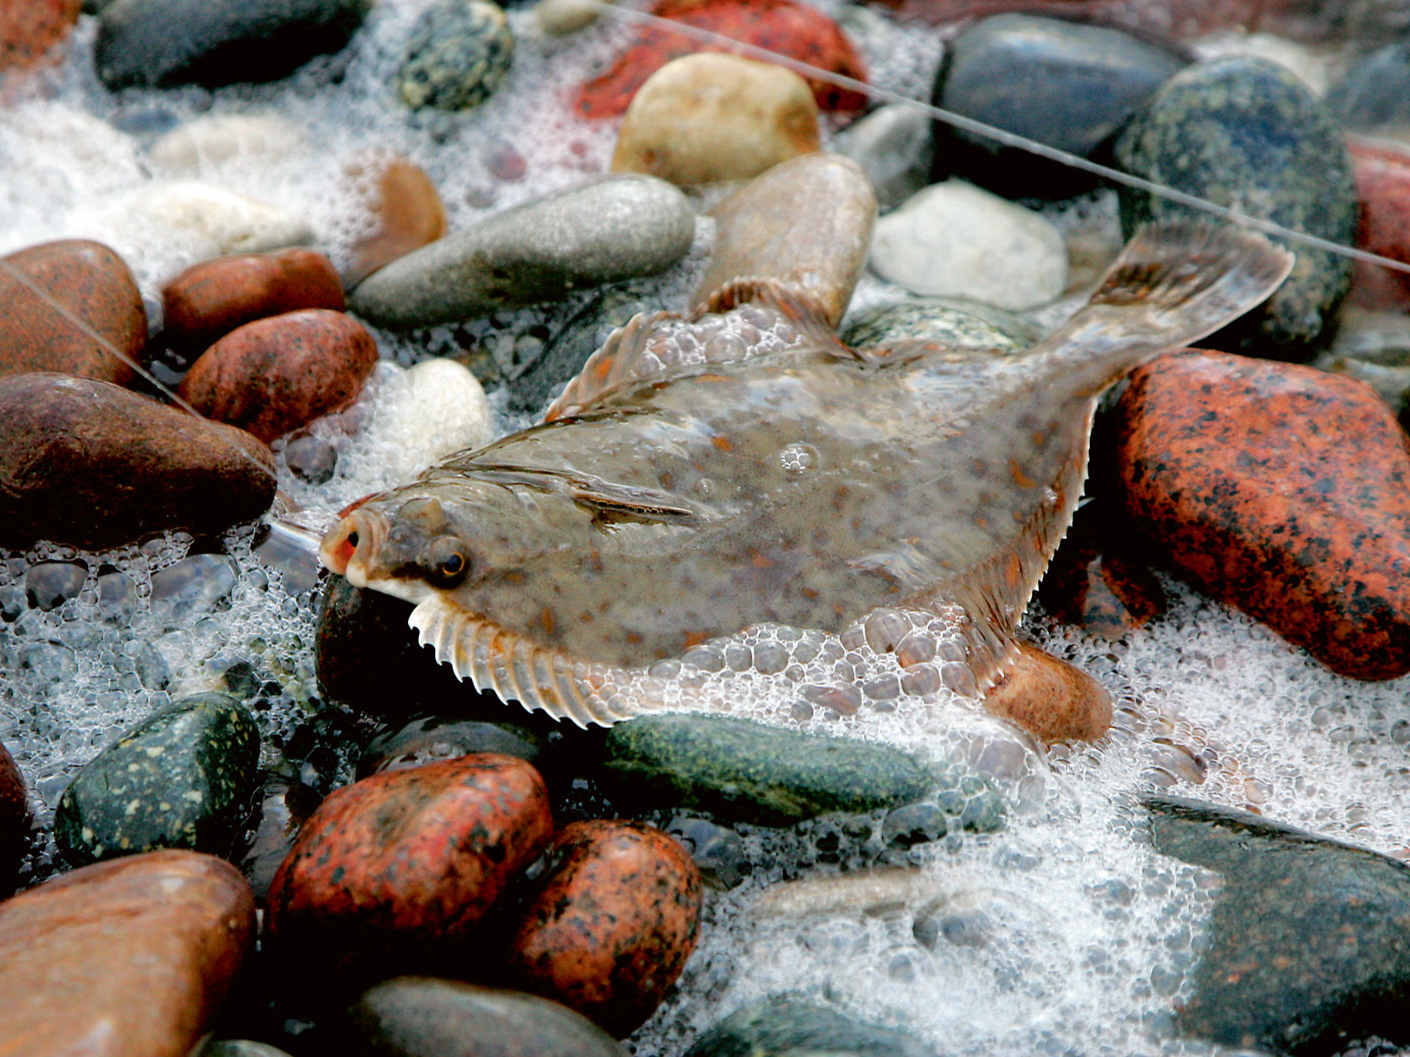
(1032, 220), (1295, 397)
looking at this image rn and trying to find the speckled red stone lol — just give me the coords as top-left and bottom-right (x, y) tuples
(0, 0), (80, 72)
(0, 741), (28, 895)
(1114, 348), (1410, 680)
(265, 754), (553, 979)
(506, 819), (703, 1037)
(177, 308), (379, 443)
(1347, 138), (1410, 310)
(573, 0), (866, 120)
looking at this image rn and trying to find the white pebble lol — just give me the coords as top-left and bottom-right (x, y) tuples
(148, 113), (307, 175)
(360, 358), (493, 484)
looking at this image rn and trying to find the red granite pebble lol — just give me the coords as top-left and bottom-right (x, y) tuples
(506, 820), (703, 1037)
(0, 239), (146, 386)
(1114, 348), (1410, 680)
(0, 0), (80, 72)
(265, 754), (553, 981)
(345, 156), (447, 288)
(177, 308), (379, 443)
(573, 0), (866, 120)
(1346, 137), (1410, 310)
(0, 741), (28, 895)
(985, 641), (1113, 744)
(161, 248), (345, 356)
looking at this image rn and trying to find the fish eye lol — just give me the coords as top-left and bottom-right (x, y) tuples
(425, 535), (472, 587)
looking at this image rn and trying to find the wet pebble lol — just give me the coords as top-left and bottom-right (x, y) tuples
(178, 308), (379, 443)
(0, 850), (255, 1057)
(506, 820), (703, 1037)
(534, 0), (609, 35)
(101, 181), (315, 261)
(983, 641), (1113, 744)
(24, 560), (87, 612)
(0, 0), (80, 72)
(870, 180), (1068, 311)
(281, 433), (338, 484)
(684, 997), (937, 1057)
(202, 1043), (295, 1057)
(398, 0), (514, 112)
(611, 53), (819, 185)
(1347, 138), (1410, 310)
(840, 295), (1039, 351)
(54, 693), (260, 866)
(359, 358), (492, 482)
(1324, 38), (1410, 136)
(357, 714), (547, 778)
(147, 113), (307, 175)
(344, 155), (446, 288)
(1115, 348), (1410, 680)
(350, 175), (694, 329)
(240, 775), (322, 902)
(0, 741), (29, 894)
(0, 373), (276, 551)
(666, 815), (748, 889)
(0, 239), (146, 386)
(149, 553), (241, 623)
(835, 103), (934, 212)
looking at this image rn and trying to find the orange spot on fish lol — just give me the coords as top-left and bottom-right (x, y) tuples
(541, 608), (555, 636)
(337, 493), (377, 518)
(1009, 459), (1037, 489)
(712, 435), (734, 452)
(1005, 553), (1022, 587)
(625, 631), (644, 645)
(973, 514), (989, 530)
(593, 357), (615, 382)
(750, 550), (773, 569)
(683, 631), (707, 648)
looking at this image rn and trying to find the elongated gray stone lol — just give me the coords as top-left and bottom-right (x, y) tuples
(350, 175), (695, 328)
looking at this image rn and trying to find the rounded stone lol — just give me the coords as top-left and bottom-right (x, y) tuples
(0, 0), (80, 72)
(684, 996), (936, 1057)
(0, 239), (146, 386)
(398, 0), (514, 112)
(239, 776), (322, 903)
(1347, 138), (1410, 310)
(358, 358), (492, 483)
(100, 181), (316, 261)
(344, 155), (446, 288)
(611, 53), (819, 186)
(178, 308), (380, 443)
(1324, 39), (1410, 136)
(356, 714), (547, 779)
(147, 113), (307, 174)
(54, 693), (261, 866)
(0, 741), (29, 895)
(835, 103), (934, 212)
(983, 640), (1114, 744)
(0, 372), (276, 551)
(161, 248), (345, 356)
(840, 296), (1040, 352)
(506, 820), (703, 1037)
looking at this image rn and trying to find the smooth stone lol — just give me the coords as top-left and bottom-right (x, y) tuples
(534, 0), (612, 35)
(101, 181), (315, 261)
(840, 296), (1040, 351)
(344, 156), (446, 288)
(0, 740), (28, 894)
(599, 712), (1002, 829)
(835, 103), (935, 212)
(0, 239), (146, 386)
(94, 0), (373, 89)
(265, 754), (553, 983)
(506, 820), (703, 1037)
(148, 113), (307, 174)
(666, 815), (747, 889)
(1324, 38), (1410, 136)
(0, 0), (80, 71)
(1347, 138), (1410, 310)
(148, 553), (240, 623)
(201, 1043), (295, 1057)
(1115, 348), (1410, 680)
(695, 152), (876, 328)
(0, 373), (276, 551)
(0, 850), (255, 1057)
(1114, 56), (1356, 358)
(351, 175), (694, 329)
(54, 693), (260, 866)
(24, 561), (87, 612)
(572, 0), (867, 120)
(1148, 795), (1410, 1055)
(239, 776), (321, 902)
(684, 996), (937, 1057)
(398, 0), (514, 112)
(930, 13), (1189, 198)
(870, 180), (1067, 311)
(350, 977), (627, 1056)
(281, 432), (338, 484)
(161, 248), (345, 356)
(359, 358), (492, 483)
(357, 714), (546, 779)
(611, 53), (819, 185)
(983, 640), (1113, 744)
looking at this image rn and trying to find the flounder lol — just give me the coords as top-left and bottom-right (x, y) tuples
(321, 155), (1293, 728)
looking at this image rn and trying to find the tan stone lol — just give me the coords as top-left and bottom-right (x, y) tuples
(345, 156), (447, 288)
(984, 641), (1113, 744)
(610, 53), (819, 186)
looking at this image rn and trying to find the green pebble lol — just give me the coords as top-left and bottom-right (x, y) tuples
(398, 0), (514, 112)
(841, 296), (1040, 353)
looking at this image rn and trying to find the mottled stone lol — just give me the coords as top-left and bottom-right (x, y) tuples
(684, 996), (937, 1057)
(840, 296), (1039, 352)
(1115, 348), (1410, 680)
(357, 714), (547, 778)
(573, 0), (867, 120)
(1148, 795), (1410, 1055)
(265, 754), (553, 981)
(350, 175), (694, 329)
(0, 850), (255, 1057)
(696, 152), (875, 328)
(398, 0), (514, 112)
(0, 373), (276, 551)
(348, 977), (629, 1057)
(1114, 57), (1357, 358)
(101, 181), (315, 261)
(54, 694), (260, 866)
(0, 0), (80, 71)
(178, 308), (379, 444)
(930, 14), (1189, 198)
(0, 239), (145, 386)
(1347, 138), (1410, 310)
(0, 741), (28, 894)
(983, 640), (1113, 743)
(345, 156), (446, 288)
(835, 103), (934, 212)
(611, 53), (819, 185)
(506, 820), (703, 1037)
(94, 0), (374, 89)
(161, 248), (345, 356)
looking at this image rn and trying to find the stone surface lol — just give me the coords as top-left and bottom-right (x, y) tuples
(348, 977), (630, 1057)
(94, 0), (374, 89)
(344, 156), (447, 288)
(239, 776), (321, 902)
(202, 1043), (295, 1057)
(684, 996), (937, 1057)
(398, 0), (514, 111)
(835, 103), (935, 212)
(350, 175), (694, 329)
(840, 295), (1039, 352)
(930, 14), (1189, 198)
(506, 820), (703, 1037)
(535, 0), (610, 35)
(0, 0), (80, 72)
(357, 714), (547, 778)
(358, 358), (492, 483)
(0, 741), (28, 894)
(100, 181), (316, 262)
(1324, 38), (1410, 136)
(983, 640), (1113, 743)
(870, 180), (1068, 311)
(148, 113), (307, 175)
(574, 0), (866, 120)
(0, 850), (255, 1057)
(611, 53), (819, 185)
(265, 754), (553, 981)
(1148, 795), (1410, 1055)
(54, 693), (260, 866)
(0, 239), (146, 386)
(695, 152), (875, 328)
(178, 308), (379, 443)
(161, 248), (345, 356)
(1347, 138), (1410, 310)
(0, 373), (276, 551)
(1114, 56), (1357, 358)
(1114, 348), (1410, 680)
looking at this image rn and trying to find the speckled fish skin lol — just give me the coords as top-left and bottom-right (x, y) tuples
(321, 221), (1293, 727)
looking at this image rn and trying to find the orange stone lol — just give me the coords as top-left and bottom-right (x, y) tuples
(345, 156), (447, 288)
(985, 640), (1113, 744)
(0, 0), (80, 72)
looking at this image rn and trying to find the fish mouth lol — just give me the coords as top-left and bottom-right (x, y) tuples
(319, 504), (388, 587)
